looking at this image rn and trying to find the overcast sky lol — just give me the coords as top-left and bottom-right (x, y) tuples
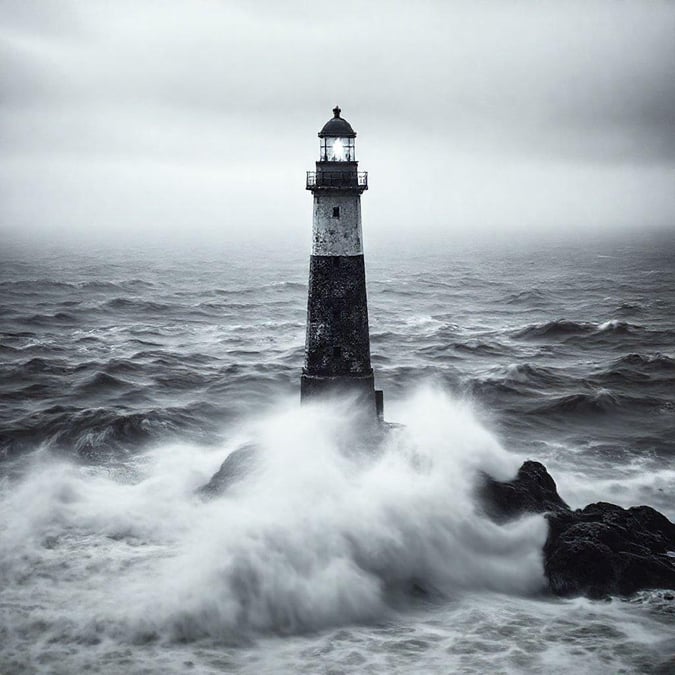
(1, 0), (674, 249)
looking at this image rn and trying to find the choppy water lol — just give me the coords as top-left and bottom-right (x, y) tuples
(1, 236), (674, 673)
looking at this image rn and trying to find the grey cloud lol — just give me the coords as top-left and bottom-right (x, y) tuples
(1, 0), (674, 244)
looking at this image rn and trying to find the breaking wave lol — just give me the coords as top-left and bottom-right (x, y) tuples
(611, 353), (675, 372)
(0, 389), (547, 645)
(530, 390), (622, 416)
(513, 319), (593, 339)
(514, 319), (641, 340)
(596, 319), (640, 334)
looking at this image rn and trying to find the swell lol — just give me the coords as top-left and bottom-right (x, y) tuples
(0, 351), (295, 459)
(529, 390), (622, 415)
(102, 298), (173, 313)
(504, 288), (550, 305)
(0, 401), (228, 460)
(590, 353), (675, 387)
(484, 363), (568, 388)
(513, 319), (643, 340)
(610, 353), (675, 372)
(0, 278), (155, 293)
(23, 312), (79, 326)
(525, 389), (666, 417)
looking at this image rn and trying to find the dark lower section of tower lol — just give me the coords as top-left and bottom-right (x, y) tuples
(300, 373), (383, 420)
(304, 255), (371, 374)
(301, 254), (383, 419)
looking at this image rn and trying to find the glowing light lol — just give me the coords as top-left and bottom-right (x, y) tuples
(332, 138), (345, 160)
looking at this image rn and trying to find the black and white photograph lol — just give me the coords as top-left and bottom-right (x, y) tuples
(1, 1), (674, 673)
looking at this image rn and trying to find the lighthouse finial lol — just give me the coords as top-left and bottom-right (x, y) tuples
(333, 105), (341, 118)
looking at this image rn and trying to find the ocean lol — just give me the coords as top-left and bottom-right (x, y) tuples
(1, 234), (674, 673)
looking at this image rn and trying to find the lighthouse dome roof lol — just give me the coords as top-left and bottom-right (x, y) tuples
(318, 106), (356, 138)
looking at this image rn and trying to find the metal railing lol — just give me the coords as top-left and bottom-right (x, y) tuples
(306, 171), (368, 190)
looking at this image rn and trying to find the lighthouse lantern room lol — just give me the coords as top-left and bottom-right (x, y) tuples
(318, 106), (357, 161)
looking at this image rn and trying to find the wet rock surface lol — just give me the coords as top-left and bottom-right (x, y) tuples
(480, 460), (570, 521)
(480, 461), (675, 598)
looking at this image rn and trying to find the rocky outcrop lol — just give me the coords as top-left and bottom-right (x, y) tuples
(544, 502), (675, 598)
(479, 461), (675, 598)
(199, 443), (258, 496)
(479, 460), (570, 521)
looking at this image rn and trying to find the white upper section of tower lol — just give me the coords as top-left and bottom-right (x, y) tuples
(311, 194), (363, 256)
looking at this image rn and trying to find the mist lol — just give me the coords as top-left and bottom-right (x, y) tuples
(1, 0), (674, 249)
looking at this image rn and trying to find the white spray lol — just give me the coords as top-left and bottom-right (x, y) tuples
(0, 388), (548, 646)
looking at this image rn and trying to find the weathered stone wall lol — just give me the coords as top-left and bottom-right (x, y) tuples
(312, 194), (363, 256)
(304, 254), (372, 376)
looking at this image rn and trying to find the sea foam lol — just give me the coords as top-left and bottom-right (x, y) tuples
(0, 388), (547, 646)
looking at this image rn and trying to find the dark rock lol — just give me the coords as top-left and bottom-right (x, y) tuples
(545, 502), (675, 598)
(479, 462), (675, 598)
(199, 443), (258, 496)
(479, 460), (570, 522)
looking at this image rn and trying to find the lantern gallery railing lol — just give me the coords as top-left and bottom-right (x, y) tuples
(306, 171), (368, 190)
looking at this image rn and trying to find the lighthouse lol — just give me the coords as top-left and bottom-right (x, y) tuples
(301, 106), (383, 420)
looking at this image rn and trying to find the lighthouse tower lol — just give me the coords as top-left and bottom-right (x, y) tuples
(301, 106), (383, 420)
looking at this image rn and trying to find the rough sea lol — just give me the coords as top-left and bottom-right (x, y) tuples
(1, 234), (674, 674)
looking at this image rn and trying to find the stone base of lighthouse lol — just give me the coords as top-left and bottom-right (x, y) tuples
(300, 370), (373, 400)
(300, 372), (382, 419)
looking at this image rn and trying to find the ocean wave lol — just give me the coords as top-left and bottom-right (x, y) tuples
(592, 368), (652, 385)
(596, 319), (640, 334)
(513, 319), (593, 339)
(530, 390), (621, 415)
(612, 353), (675, 371)
(488, 363), (567, 388)
(130, 349), (186, 365)
(76, 280), (123, 291)
(210, 281), (306, 298)
(102, 298), (173, 312)
(504, 289), (549, 305)
(415, 342), (464, 360)
(2, 278), (154, 297)
(153, 371), (211, 391)
(265, 280), (306, 291)
(514, 319), (642, 341)
(453, 340), (511, 356)
(0, 390), (547, 644)
(404, 315), (450, 329)
(11, 357), (72, 375)
(0, 401), (227, 459)
(9, 356), (146, 383)
(24, 311), (79, 326)
(121, 279), (156, 289)
(80, 279), (155, 291)
(53, 402), (225, 457)
(465, 378), (528, 402)
(75, 372), (134, 394)
(0, 304), (20, 317)
(0, 279), (74, 292)
(615, 301), (645, 316)
(590, 353), (675, 387)
(379, 287), (429, 297)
